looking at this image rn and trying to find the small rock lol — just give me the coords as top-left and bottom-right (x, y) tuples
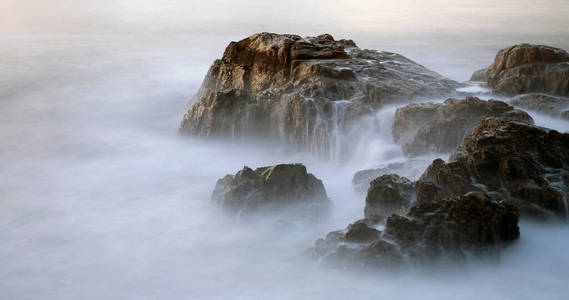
(364, 174), (415, 220)
(345, 219), (381, 243)
(211, 163), (329, 215)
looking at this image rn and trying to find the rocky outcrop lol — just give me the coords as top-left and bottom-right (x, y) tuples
(385, 192), (519, 260)
(510, 93), (569, 119)
(181, 33), (459, 158)
(312, 191), (519, 267)
(471, 44), (569, 96)
(364, 174), (415, 220)
(417, 118), (569, 219)
(211, 163), (329, 214)
(392, 97), (533, 156)
(344, 219), (381, 243)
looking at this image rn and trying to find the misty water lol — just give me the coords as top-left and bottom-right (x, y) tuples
(2, 1), (569, 299)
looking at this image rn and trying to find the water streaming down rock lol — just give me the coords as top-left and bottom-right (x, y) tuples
(180, 32), (460, 159)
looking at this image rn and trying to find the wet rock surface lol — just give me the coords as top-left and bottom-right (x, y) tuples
(417, 118), (569, 218)
(392, 96), (533, 156)
(364, 174), (415, 220)
(181, 32), (459, 156)
(312, 191), (519, 267)
(509, 93), (569, 119)
(211, 163), (329, 214)
(471, 44), (569, 96)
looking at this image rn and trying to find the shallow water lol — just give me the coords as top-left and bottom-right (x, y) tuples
(2, 1), (569, 299)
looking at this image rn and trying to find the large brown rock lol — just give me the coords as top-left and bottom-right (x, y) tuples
(471, 44), (569, 96)
(364, 174), (415, 220)
(417, 118), (569, 218)
(181, 33), (459, 157)
(509, 93), (569, 119)
(392, 96), (533, 156)
(211, 163), (329, 214)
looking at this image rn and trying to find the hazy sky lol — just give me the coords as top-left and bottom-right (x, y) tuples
(2, 0), (569, 81)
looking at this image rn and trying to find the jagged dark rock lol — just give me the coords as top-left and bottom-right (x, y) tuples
(181, 32), (459, 157)
(392, 96), (533, 156)
(364, 174), (415, 220)
(471, 44), (569, 96)
(417, 118), (569, 219)
(385, 191), (519, 261)
(510, 93), (569, 119)
(344, 219), (381, 243)
(211, 163), (329, 215)
(311, 191), (519, 267)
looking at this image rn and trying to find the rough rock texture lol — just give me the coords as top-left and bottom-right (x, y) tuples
(344, 219), (381, 243)
(417, 118), (569, 218)
(312, 191), (519, 267)
(211, 163), (328, 214)
(392, 96), (534, 156)
(311, 219), (402, 268)
(385, 192), (519, 260)
(471, 44), (569, 96)
(364, 174), (415, 220)
(510, 93), (569, 119)
(181, 33), (459, 157)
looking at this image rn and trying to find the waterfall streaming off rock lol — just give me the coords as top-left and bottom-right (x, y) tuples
(2, 0), (569, 299)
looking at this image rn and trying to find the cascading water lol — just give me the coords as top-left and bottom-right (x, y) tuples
(329, 100), (350, 161)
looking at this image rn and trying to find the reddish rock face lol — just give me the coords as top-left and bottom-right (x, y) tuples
(181, 32), (459, 157)
(417, 118), (569, 218)
(392, 96), (533, 157)
(471, 44), (569, 96)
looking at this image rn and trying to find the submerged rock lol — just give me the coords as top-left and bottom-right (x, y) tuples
(509, 93), (569, 119)
(471, 44), (569, 96)
(181, 32), (459, 157)
(392, 96), (533, 156)
(312, 218), (402, 268)
(211, 163), (329, 215)
(351, 159), (430, 192)
(312, 191), (519, 267)
(417, 118), (569, 219)
(364, 174), (415, 220)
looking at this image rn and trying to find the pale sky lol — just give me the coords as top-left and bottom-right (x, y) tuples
(2, 0), (569, 39)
